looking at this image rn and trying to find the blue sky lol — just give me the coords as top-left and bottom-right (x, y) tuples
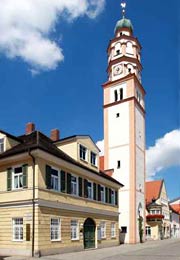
(0, 0), (179, 200)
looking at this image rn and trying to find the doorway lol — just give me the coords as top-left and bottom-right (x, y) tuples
(83, 218), (96, 249)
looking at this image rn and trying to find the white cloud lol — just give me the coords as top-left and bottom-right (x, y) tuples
(146, 129), (180, 179)
(96, 139), (104, 156)
(97, 129), (180, 179)
(0, 0), (105, 73)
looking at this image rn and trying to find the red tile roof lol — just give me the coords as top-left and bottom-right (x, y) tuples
(170, 204), (180, 214)
(99, 156), (104, 171)
(146, 180), (163, 205)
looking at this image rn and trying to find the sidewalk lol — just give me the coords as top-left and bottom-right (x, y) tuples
(4, 238), (180, 260)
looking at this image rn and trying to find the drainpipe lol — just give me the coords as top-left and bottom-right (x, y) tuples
(28, 149), (35, 257)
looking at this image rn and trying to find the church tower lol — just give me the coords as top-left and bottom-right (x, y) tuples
(103, 2), (146, 243)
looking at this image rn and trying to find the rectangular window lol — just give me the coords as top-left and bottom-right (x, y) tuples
(117, 160), (121, 169)
(114, 90), (118, 102)
(71, 175), (78, 195)
(12, 218), (23, 241)
(121, 226), (127, 233)
(111, 223), (116, 238)
(100, 221), (106, 239)
(13, 167), (23, 189)
(71, 220), (79, 240)
(120, 88), (123, 100)
(100, 186), (105, 202)
(51, 169), (60, 191)
(79, 145), (87, 161)
(87, 181), (93, 199)
(0, 138), (4, 153)
(111, 189), (115, 205)
(51, 218), (60, 241)
(90, 152), (97, 166)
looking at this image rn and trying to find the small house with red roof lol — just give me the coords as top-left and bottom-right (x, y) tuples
(145, 180), (170, 240)
(169, 197), (180, 238)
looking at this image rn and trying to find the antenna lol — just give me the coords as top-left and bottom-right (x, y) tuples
(121, 1), (126, 19)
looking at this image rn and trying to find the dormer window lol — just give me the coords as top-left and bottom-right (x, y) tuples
(91, 152), (97, 166)
(79, 145), (87, 161)
(0, 138), (4, 153)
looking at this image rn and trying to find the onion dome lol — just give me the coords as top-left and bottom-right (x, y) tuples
(115, 18), (133, 32)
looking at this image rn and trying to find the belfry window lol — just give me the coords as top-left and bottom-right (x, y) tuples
(114, 90), (118, 102)
(120, 88), (123, 100)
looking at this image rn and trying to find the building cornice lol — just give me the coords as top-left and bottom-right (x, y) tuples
(102, 73), (146, 96)
(107, 55), (143, 72)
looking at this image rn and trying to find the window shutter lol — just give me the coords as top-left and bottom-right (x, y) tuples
(98, 184), (101, 201)
(7, 168), (12, 191)
(67, 173), (71, 194)
(78, 177), (82, 197)
(105, 187), (108, 203)
(93, 183), (97, 200)
(22, 164), (28, 188)
(109, 188), (112, 204)
(46, 165), (52, 189)
(115, 190), (118, 205)
(61, 170), (66, 193)
(26, 224), (31, 241)
(84, 179), (88, 198)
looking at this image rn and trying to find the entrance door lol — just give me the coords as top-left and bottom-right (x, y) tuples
(83, 218), (96, 249)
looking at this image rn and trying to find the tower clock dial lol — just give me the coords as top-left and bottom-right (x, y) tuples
(113, 65), (123, 75)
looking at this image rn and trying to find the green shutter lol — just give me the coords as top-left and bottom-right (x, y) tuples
(67, 173), (71, 194)
(93, 183), (97, 200)
(109, 188), (112, 204)
(46, 165), (52, 189)
(78, 177), (82, 197)
(84, 179), (88, 198)
(7, 168), (12, 191)
(98, 184), (101, 201)
(115, 190), (118, 205)
(105, 187), (108, 203)
(61, 170), (66, 193)
(22, 164), (28, 188)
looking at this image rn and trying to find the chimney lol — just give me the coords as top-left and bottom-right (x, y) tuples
(50, 129), (60, 142)
(26, 122), (35, 135)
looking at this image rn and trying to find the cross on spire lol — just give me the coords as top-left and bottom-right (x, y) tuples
(121, 1), (126, 18)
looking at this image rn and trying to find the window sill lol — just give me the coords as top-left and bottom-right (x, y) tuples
(80, 158), (88, 164)
(71, 238), (80, 241)
(12, 240), (23, 242)
(51, 239), (61, 242)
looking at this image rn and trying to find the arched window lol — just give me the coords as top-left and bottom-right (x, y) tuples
(126, 41), (133, 54)
(114, 42), (121, 56)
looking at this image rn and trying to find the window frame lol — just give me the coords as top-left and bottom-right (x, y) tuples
(100, 185), (105, 203)
(71, 174), (78, 196)
(50, 167), (60, 191)
(111, 189), (115, 205)
(0, 138), (4, 153)
(71, 220), (79, 241)
(90, 151), (97, 166)
(111, 222), (116, 238)
(79, 144), (88, 161)
(87, 180), (93, 199)
(100, 221), (106, 239)
(12, 218), (23, 242)
(12, 166), (23, 190)
(50, 218), (61, 241)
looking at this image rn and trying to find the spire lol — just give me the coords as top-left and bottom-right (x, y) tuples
(121, 1), (126, 19)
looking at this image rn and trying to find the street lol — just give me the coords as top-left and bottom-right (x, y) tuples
(3, 239), (180, 260)
(42, 239), (180, 260)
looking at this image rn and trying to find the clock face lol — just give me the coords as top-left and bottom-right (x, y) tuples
(113, 65), (122, 75)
